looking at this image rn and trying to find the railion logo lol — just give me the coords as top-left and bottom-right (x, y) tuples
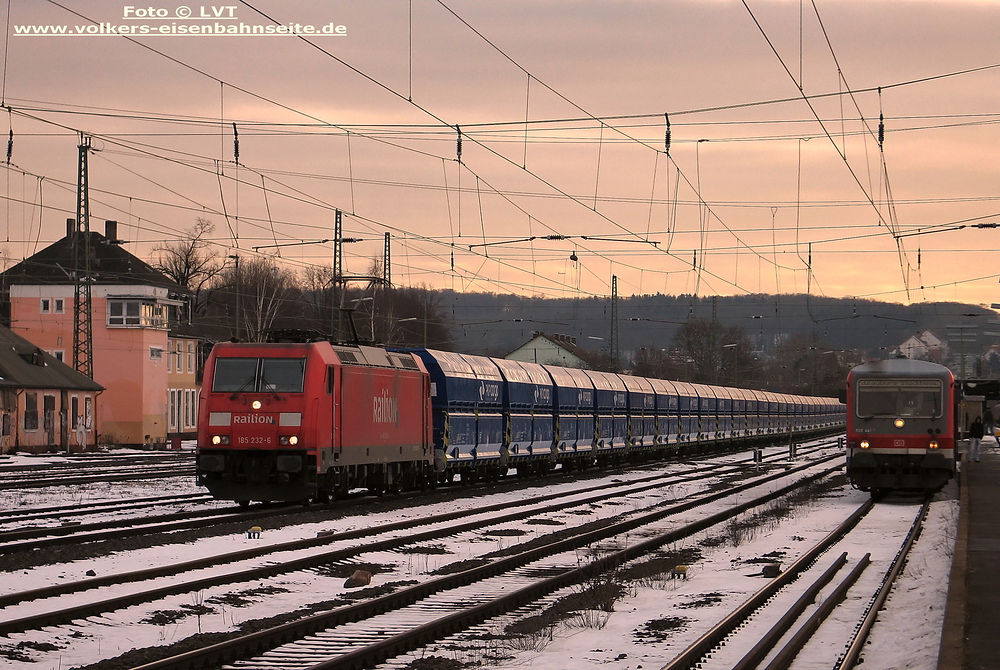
(232, 414), (275, 424)
(373, 389), (398, 424)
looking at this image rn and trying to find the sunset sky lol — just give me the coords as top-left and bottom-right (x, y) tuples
(1, 0), (998, 305)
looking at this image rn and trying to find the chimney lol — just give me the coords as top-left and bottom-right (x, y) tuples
(66, 218), (75, 238)
(105, 220), (118, 241)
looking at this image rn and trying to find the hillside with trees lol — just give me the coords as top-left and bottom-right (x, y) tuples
(153, 221), (998, 397)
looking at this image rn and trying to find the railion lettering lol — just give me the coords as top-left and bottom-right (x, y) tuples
(232, 414), (274, 424)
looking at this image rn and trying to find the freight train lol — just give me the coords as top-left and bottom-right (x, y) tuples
(844, 358), (956, 494)
(196, 341), (846, 505)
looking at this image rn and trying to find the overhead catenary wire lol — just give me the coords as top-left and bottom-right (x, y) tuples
(3, 0), (993, 304)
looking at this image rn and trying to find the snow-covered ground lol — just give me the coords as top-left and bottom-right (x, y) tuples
(0, 445), (959, 670)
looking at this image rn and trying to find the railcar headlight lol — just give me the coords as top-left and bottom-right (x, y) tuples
(894, 418), (905, 429)
(251, 400), (262, 410)
(860, 440), (870, 449)
(929, 440), (940, 449)
(211, 435), (230, 446)
(278, 435), (299, 446)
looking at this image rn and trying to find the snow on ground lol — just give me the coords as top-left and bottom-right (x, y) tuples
(0, 445), (959, 670)
(389, 482), (957, 670)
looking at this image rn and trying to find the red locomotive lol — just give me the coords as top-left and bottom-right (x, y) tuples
(197, 341), (433, 505)
(844, 358), (955, 494)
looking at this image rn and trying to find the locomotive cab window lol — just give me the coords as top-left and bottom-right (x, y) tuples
(213, 357), (305, 394)
(260, 358), (305, 393)
(856, 379), (942, 419)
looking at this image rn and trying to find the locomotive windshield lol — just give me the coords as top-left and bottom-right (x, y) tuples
(855, 378), (942, 419)
(213, 357), (306, 394)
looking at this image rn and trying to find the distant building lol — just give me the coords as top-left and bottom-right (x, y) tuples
(506, 332), (602, 369)
(896, 330), (946, 361)
(0, 325), (102, 454)
(0, 220), (194, 447)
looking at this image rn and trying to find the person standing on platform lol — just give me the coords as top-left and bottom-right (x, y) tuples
(969, 415), (984, 463)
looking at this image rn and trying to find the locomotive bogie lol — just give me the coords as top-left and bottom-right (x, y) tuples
(846, 448), (954, 492)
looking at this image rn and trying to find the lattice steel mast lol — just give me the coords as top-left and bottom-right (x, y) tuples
(72, 136), (94, 378)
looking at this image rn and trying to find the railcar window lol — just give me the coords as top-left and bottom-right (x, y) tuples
(213, 358), (258, 393)
(212, 357), (305, 393)
(856, 379), (942, 419)
(260, 358), (305, 393)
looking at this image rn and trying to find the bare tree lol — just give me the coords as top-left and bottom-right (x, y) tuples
(671, 318), (759, 385)
(762, 333), (850, 396)
(151, 218), (223, 314)
(631, 347), (684, 380)
(209, 255), (298, 341)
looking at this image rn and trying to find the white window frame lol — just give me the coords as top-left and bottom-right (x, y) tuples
(107, 299), (168, 328)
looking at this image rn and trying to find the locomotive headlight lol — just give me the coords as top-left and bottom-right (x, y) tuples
(278, 435), (299, 446)
(860, 440), (871, 449)
(251, 400), (262, 410)
(929, 440), (940, 449)
(894, 418), (905, 429)
(211, 435), (230, 446)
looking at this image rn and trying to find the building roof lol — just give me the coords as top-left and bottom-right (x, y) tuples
(507, 331), (606, 369)
(0, 326), (103, 391)
(1, 223), (187, 294)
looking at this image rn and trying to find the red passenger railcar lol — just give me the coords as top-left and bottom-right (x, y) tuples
(197, 341), (433, 504)
(845, 358), (955, 494)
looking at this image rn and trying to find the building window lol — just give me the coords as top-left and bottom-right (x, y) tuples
(52, 350), (64, 363)
(54, 299), (64, 313)
(150, 347), (163, 360)
(40, 299), (50, 313)
(24, 392), (38, 431)
(169, 389), (178, 431)
(185, 389), (197, 429)
(43, 395), (55, 434)
(107, 299), (167, 328)
(188, 342), (195, 373)
(71, 396), (79, 430)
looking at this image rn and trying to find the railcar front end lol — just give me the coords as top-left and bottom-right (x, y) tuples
(845, 359), (955, 493)
(197, 342), (432, 504)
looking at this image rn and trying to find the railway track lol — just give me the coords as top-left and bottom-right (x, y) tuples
(660, 496), (929, 670)
(158, 457), (844, 670)
(0, 492), (213, 528)
(0, 452), (193, 491)
(0, 444), (839, 630)
(0, 440), (834, 554)
(0, 448), (846, 670)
